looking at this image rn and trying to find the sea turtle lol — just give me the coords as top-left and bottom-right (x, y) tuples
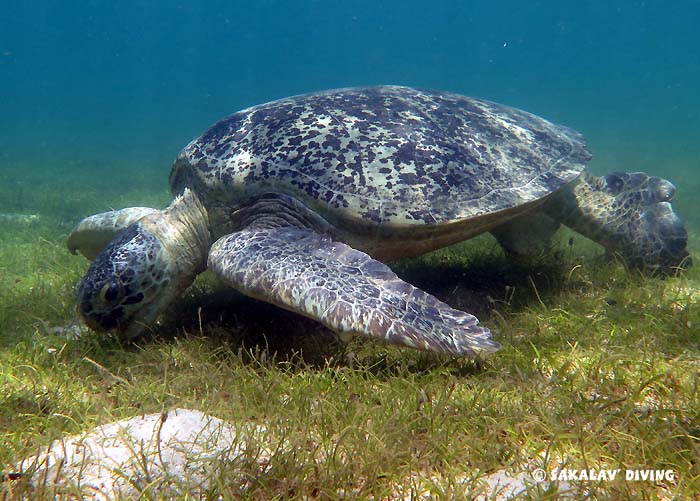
(67, 86), (690, 357)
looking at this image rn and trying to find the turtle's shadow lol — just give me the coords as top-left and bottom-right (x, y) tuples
(151, 246), (576, 373)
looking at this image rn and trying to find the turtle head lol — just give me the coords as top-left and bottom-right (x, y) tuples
(76, 189), (211, 339)
(77, 223), (178, 337)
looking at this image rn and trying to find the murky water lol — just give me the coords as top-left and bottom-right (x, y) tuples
(2, 0), (698, 242)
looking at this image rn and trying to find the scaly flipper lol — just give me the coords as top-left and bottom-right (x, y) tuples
(545, 171), (689, 272)
(208, 227), (499, 357)
(491, 211), (561, 259)
(67, 207), (159, 260)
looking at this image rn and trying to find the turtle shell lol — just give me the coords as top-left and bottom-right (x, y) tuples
(170, 86), (591, 228)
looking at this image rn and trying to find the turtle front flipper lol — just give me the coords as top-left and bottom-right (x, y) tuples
(208, 227), (499, 357)
(68, 207), (159, 260)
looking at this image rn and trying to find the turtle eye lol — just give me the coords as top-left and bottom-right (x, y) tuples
(100, 281), (123, 303)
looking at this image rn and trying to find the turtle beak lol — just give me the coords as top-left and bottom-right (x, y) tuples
(75, 222), (175, 339)
(80, 307), (124, 333)
(119, 301), (166, 340)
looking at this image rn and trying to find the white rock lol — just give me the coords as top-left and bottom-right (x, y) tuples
(13, 408), (268, 499)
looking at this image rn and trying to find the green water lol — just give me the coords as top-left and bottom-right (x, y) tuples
(1, 1), (699, 261)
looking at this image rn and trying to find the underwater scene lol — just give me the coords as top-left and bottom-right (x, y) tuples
(1, 1), (699, 498)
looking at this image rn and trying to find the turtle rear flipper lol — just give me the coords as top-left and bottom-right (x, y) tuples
(67, 207), (159, 260)
(546, 171), (690, 273)
(208, 227), (499, 357)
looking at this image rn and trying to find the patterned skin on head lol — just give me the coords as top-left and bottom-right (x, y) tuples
(77, 223), (177, 336)
(74, 190), (211, 339)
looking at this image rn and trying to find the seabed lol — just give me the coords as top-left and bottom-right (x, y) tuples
(1, 167), (698, 499)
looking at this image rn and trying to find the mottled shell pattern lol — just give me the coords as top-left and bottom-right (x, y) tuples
(170, 86), (591, 228)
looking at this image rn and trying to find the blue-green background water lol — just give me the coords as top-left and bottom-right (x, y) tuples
(2, 1), (699, 231)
